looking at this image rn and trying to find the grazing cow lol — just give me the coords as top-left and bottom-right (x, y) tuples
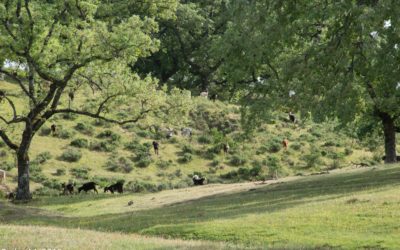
(223, 143), (230, 154)
(192, 175), (206, 185)
(61, 183), (74, 195)
(282, 139), (288, 149)
(78, 182), (98, 193)
(152, 141), (159, 155)
(50, 124), (57, 136)
(289, 112), (296, 123)
(104, 182), (123, 194)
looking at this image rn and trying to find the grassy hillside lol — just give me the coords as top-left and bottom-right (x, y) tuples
(0, 79), (391, 196)
(1, 164), (399, 249)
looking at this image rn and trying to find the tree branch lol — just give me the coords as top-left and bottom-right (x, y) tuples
(0, 130), (19, 151)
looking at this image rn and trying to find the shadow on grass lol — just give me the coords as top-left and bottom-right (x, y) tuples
(2, 165), (400, 235)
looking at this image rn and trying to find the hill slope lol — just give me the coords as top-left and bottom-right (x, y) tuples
(0, 79), (392, 196)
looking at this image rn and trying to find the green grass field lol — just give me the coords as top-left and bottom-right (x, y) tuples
(1, 164), (400, 249)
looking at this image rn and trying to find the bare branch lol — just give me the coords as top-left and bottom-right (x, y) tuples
(49, 108), (152, 125)
(0, 67), (37, 105)
(0, 130), (18, 151)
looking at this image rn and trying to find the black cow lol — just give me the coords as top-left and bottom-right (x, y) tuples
(62, 183), (74, 195)
(78, 182), (98, 193)
(289, 112), (296, 123)
(104, 182), (123, 194)
(192, 175), (206, 185)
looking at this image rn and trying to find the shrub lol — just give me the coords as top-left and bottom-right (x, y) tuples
(39, 126), (52, 136)
(60, 148), (82, 162)
(2, 162), (15, 171)
(104, 156), (133, 173)
(266, 138), (282, 153)
(70, 138), (89, 148)
(156, 160), (171, 169)
(33, 152), (52, 164)
(125, 181), (158, 193)
(75, 122), (94, 135)
(179, 153), (193, 163)
(61, 113), (77, 120)
(54, 168), (66, 176)
(70, 167), (90, 179)
(0, 140), (5, 148)
(136, 158), (152, 168)
(290, 143), (301, 151)
(266, 155), (281, 178)
(97, 130), (121, 143)
(0, 150), (7, 158)
(197, 135), (212, 144)
(136, 130), (151, 138)
(90, 141), (117, 152)
(182, 144), (194, 154)
(211, 159), (220, 167)
(302, 149), (322, 168)
(57, 129), (75, 139)
(125, 139), (143, 152)
(229, 154), (247, 166)
(344, 147), (353, 156)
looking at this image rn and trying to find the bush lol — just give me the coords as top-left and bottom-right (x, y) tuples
(211, 159), (220, 167)
(290, 143), (301, 151)
(0, 140), (5, 148)
(70, 167), (90, 179)
(302, 149), (322, 168)
(229, 154), (247, 166)
(54, 168), (66, 176)
(136, 158), (152, 168)
(344, 147), (353, 156)
(75, 122), (94, 135)
(136, 130), (152, 138)
(156, 160), (172, 169)
(0, 150), (7, 158)
(57, 129), (75, 139)
(60, 148), (82, 162)
(70, 138), (89, 148)
(197, 135), (212, 144)
(266, 138), (282, 153)
(124, 139), (143, 152)
(266, 155), (281, 178)
(33, 152), (52, 164)
(104, 156), (133, 173)
(97, 130), (121, 142)
(179, 153), (193, 163)
(90, 141), (117, 152)
(39, 126), (52, 136)
(125, 181), (158, 193)
(182, 144), (194, 154)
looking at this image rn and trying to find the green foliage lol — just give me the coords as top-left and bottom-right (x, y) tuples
(90, 141), (117, 152)
(179, 153), (193, 163)
(70, 138), (89, 148)
(156, 160), (172, 169)
(33, 152), (52, 164)
(54, 168), (66, 176)
(197, 135), (212, 144)
(97, 130), (121, 142)
(75, 123), (94, 136)
(302, 148), (322, 168)
(70, 167), (91, 180)
(229, 154), (248, 167)
(104, 156), (133, 173)
(60, 148), (82, 162)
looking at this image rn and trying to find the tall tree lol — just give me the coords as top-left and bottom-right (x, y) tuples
(0, 0), (190, 200)
(218, 0), (400, 163)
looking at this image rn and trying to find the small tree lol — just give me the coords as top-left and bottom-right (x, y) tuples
(0, 0), (189, 200)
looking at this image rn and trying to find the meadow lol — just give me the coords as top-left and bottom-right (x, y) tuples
(1, 164), (400, 249)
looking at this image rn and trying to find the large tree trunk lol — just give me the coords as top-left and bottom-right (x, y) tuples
(15, 151), (32, 200)
(15, 128), (33, 201)
(381, 113), (397, 163)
